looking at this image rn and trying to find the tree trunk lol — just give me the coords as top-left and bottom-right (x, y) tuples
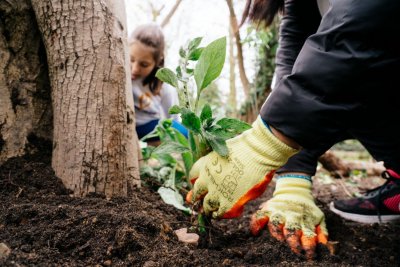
(31, 0), (140, 197)
(239, 21), (279, 123)
(227, 26), (237, 117)
(226, 0), (250, 98)
(0, 0), (53, 164)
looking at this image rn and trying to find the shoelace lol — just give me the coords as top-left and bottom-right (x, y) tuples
(362, 171), (397, 223)
(378, 171), (395, 223)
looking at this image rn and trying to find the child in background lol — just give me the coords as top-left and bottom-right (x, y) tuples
(129, 23), (187, 142)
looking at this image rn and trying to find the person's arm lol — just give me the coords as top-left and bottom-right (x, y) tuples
(274, 0), (321, 84)
(255, 0), (400, 259)
(261, 0), (399, 148)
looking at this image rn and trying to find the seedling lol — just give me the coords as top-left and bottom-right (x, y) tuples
(156, 36), (250, 166)
(153, 36), (251, 240)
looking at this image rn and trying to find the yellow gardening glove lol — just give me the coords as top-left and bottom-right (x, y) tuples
(186, 117), (298, 219)
(250, 177), (329, 259)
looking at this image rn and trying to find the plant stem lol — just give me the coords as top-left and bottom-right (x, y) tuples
(180, 54), (192, 110)
(194, 91), (201, 115)
(182, 82), (192, 110)
(188, 131), (200, 162)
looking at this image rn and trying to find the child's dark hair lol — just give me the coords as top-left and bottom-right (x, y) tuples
(130, 24), (165, 94)
(241, 0), (284, 27)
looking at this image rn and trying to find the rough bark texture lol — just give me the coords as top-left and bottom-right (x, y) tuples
(0, 0), (53, 164)
(31, 0), (140, 197)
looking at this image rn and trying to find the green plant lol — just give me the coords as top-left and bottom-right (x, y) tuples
(156, 37), (251, 162)
(140, 119), (191, 213)
(154, 36), (254, 236)
(141, 37), (252, 222)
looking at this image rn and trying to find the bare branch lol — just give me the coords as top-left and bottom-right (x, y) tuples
(161, 0), (183, 28)
(149, 1), (165, 21)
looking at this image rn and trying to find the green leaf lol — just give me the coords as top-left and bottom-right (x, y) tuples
(211, 118), (252, 139)
(161, 118), (173, 129)
(179, 47), (186, 58)
(203, 117), (216, 130)
(200, 104), (212, 122)
(172, 128), (189, 147)
(188, 131), (198, 160)
(141, 146), (155, 160)
(156, 68), (178, 88)
(188, 48), (203, 61)
(204, 131), (229, 157)
(188, 37), (202, 50)
(176, 66), (182, 79)
(209, 128), (232, 140)
(197, 213), (207, 234)
(182, 151), (193, 181)
(194, 37), (226, 91)
(157, 187), (191, 213)
(154, 153), (177, 166)
(181, 109), (201, 134)
(153, 141), (190, 155)
(140, 131), (159, 141)
(169, 105), (182, 114)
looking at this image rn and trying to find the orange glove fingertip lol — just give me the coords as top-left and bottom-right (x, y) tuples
(283, 228), (302, 255)
(185, 190), (193, 204)
(268, 222), (285, 242)
(250, 213), (269, 236)
(316, 225), (328, 244)
(300, 235), (317, 260)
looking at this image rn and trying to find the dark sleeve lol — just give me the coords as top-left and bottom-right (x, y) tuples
(274, 0), (321, 83)
(261, 0), (400, 149)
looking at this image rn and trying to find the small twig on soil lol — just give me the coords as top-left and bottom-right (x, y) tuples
(15, 187), (23, 198)
(337, 179), (353, 197)
(5, 171), (24, 196)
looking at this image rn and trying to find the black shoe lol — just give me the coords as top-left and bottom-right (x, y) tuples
(330, 169), (400, 224)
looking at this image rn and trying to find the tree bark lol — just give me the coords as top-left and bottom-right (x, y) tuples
(31, 0), (140, 197)
(226, 0), (250, 98)
(0, 0), (53, 164)
(227, 25), (237, 117)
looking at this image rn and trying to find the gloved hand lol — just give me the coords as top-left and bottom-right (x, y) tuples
(187, 117), (298, 219)
(250, 177), (328, 259)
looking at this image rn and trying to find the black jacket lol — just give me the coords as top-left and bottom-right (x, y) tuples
(260, 0), (400, 148)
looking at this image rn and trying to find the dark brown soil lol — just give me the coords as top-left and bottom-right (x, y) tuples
(1, 148), (399, 266)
